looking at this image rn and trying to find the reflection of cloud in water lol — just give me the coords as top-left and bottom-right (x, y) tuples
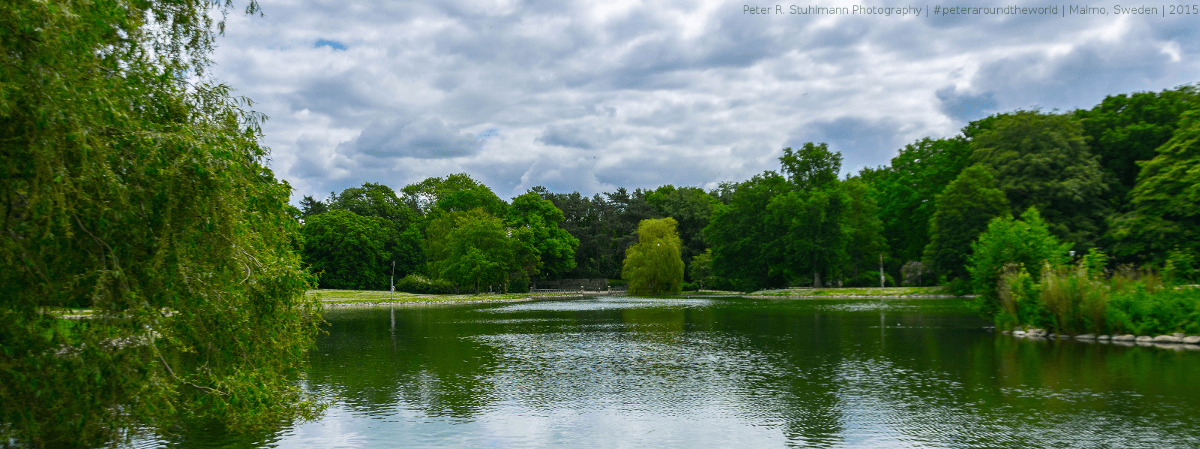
(481, 296), (714, 313)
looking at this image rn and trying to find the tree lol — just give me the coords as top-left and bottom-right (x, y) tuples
(704, 173), (791, 291)
(1108, 110), (1200, 267)
(539, 190), (615, 279)
(439, 209), (513, 294)
(308, 183), (424, 277)
(328, 182), (417, 227)
(772, 142), (849, 288)
(969, 110), (1109, 250)
(868, 137), (972, 264)
(402, 173), (507, 218)
(1075, 84), (1200, 206)
(968, 208), (1072, 315)
(622, 218), (685, 294)
(301, 210), (399, 290)
(508, 191), (579, 279)
(690, 249), (714, 289)
(841, 178), (887, 285)
(924, 165), (1011, 282)
(770, 186), (850, 288)
(0, 0), (322, 445)
(540, 187), (662, 280)
(779, 143), (841, 191)
(300, 195), (329, 219)
(647, 186), (718, 278)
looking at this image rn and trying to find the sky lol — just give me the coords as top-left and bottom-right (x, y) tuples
(207, 0), (1199, 202)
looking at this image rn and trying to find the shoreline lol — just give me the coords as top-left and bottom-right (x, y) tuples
(743, 294), (964, 299)
(321, 296), (547, 308)
(1002, 328), (1200, 351)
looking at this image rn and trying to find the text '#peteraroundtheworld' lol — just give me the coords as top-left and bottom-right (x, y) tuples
(743, 5), (925, 16)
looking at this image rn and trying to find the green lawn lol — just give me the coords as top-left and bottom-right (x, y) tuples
(748, 286), (955, 297)
(309, 289), (574, 304)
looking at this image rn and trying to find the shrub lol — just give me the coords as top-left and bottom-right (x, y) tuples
(968, 207), (1071, 315)
(396, 275), (457, 295)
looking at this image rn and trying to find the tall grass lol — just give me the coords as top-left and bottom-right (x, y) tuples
(995, 255), (1200, 335)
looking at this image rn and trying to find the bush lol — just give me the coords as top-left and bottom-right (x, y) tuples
(508, 272), (530, 294)
(396, 275), (457, 294)
(843, 270), (895, 287)
(1107, 285), (1200, 335)
(992, 253), (1200, 335)
(682, 282), (700, 291)
(968, 207), (1071, 315)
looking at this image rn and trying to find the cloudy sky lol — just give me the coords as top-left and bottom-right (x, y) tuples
(208, 0), (1198, 202)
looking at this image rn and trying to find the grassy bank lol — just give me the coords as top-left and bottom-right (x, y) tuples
(994, 261), (1200, 336)
(309, 289), (581, 306)
(747, 286), (954, 298)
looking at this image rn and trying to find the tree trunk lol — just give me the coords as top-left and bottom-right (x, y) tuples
(813, 270), (822, 289)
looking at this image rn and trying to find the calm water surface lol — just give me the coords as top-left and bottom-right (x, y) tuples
(157, 296), (1200, 448)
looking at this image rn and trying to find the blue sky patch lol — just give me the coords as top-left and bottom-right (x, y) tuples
(314, 39), (346, 50)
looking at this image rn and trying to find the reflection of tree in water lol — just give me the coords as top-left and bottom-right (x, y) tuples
(713, 303), (848, 447)
(279, 299), (1200, 447)
(307, 307), (506, 418)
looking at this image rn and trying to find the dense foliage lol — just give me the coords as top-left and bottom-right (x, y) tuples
(967, 208), (1072, 314)
(970, 111), (1109, 250)
(301, 175), (578, 294)
(924, 165), (1011, 285)
(293, 84), (1196, 329)
(1107, 110), (1200, 273)
(1, 0), (323, 446)
(622, 218), (685, 294)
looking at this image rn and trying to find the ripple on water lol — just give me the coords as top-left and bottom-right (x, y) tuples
(481, 296), (714, 313)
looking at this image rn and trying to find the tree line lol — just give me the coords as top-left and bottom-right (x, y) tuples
(302, 83), (1198, 299)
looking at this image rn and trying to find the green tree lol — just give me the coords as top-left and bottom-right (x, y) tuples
(439, 209), (514, 294)
(402, 173), (507, 218)
(329, 182), (418, 227)
(924, 165), (1011, 283)
(770, 187), (850, 288)
(311, 182), (424, 277)
(647, 185), (718, 278)
(841, 178), (887, 285)
(508, 192), (579, 279)
(969, 110), (1109, 250)
(704, 173), (791, 291)
(779, 142), (841, 191)
(0, 0), (322, 445)
(1075, 84), (1200, 205)
(622, 218), (685, 294)
(1108, 110), (1200, 268)
(772, 142), (849, 288)
(538, 190), (615, 279)
(299, 195), (329, 219)
(868, 137), (972, 264)
(689, 249), (714, 289)
(968, 208), (1072, 315)
(301, 210), (398, 289)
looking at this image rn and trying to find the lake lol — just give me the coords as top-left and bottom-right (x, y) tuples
(152, 295), (1200, 448)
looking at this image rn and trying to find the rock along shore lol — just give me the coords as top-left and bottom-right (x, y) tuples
(743, 294), (962, 299)
(1002, 328), (1200, 351)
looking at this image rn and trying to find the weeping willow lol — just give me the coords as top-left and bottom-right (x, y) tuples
(0, 0), (324, 446)
(622, 218), (684, 295)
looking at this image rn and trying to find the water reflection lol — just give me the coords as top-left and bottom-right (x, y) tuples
(150, 296), (1200, 448)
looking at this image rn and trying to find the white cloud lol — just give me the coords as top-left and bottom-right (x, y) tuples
(208, 0), (1200, 201)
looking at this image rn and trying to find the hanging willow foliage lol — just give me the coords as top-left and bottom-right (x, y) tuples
(0, 0), (324, 446)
